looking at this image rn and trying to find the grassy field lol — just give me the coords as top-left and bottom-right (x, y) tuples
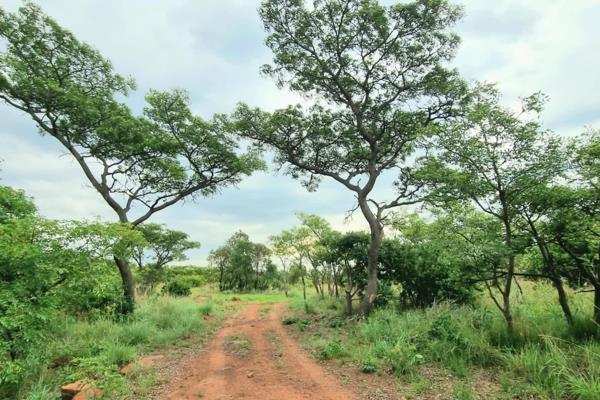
(284, 282), (600, 400)
(13, 293), (230, 400)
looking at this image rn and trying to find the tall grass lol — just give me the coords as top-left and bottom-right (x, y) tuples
(287, 282), (600, 399)
(13, 295), (219, 400)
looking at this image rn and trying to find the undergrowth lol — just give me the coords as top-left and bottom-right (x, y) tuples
(9, 295), (224, 400)
(284, 282), (600, 399)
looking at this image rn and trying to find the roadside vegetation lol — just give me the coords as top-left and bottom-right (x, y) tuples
(286, 284), (600, 399)
(1, 1), (599, 400)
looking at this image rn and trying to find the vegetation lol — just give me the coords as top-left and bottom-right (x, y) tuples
(0, 3), (264, 314)
(232, 0), (468, 315)
(0, 0), (598, 399)
(286, 283), (600, 399)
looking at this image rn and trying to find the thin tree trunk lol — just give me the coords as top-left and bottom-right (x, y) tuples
(300, 263), (307, 301)
(333, 268), (339, 299)
(114, 256), (135, 315)
(528, 219), (574, 326)
(345, 265), (353, 316)
(499, 193), (514, 334)
(550, 276), (574, 326)
(595, 286), (600, 326)
(358, 198), (383, 317)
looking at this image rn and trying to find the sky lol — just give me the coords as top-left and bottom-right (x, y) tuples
(1, 0), (599, 264)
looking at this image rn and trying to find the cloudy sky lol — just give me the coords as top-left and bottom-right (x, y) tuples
(1, 0), (599, 264)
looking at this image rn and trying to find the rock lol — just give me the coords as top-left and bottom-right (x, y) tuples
(61, 381), (101, 400)
(61, 380), (90, 397)
(120, 354), (165, 375)
(119, 363), (135, 375)
(247, 371), (254, 378)
(72, 387), (102, 400)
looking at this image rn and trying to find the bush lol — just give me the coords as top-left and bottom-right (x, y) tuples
(7, 296), (214, 399)
(318, 340), (348, 360)
(162, 280), (191, 297)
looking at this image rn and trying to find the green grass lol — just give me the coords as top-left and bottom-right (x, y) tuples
(12, 294), (229, 400)
(284, 282), (600, 399)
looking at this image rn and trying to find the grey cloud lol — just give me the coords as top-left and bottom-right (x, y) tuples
(1, 0), (599, 264)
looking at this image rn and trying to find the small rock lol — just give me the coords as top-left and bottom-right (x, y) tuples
(120, 354), (165, 375)
(119, 363), (135, 375)
(72, 388), (103, 400)
(61, 380), (90, 396)
(247, 371), (254, 378)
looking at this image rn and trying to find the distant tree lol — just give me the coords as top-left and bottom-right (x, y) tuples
(133, 223), (200, 270)
(209, 231), (277, 292)
(270, 233), (294, 296)
(0, 4), (264, 313)
(270, 227), (313, 302)
(330, 231), (369, 316)
(208, 245), (231, 291)
(132, 223), (200, 292)
(233, 0), (467, 315)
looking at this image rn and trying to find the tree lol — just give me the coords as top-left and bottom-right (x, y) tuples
(209, 231), (277, 292)
(513, 184), (577, 325)
(0, 186), (36, 222)
(383, 213), (477, 307)
(0, 4), (264, 312)
(0, 186), (144, 390)
(208, 245), (231, 292)
(421, 84), (564, 332)
(330, 231), (369, 315)
(132, 223), (200, 291)
(133, 223), (200, 270)
(270, 233), (294, 296)
(233, 0), (467, 315)
(270, 226), (313, 302)
(546, 131), (600, 324)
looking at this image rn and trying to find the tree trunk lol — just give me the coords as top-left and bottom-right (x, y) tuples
(219, 265), (224, 291)
(499, 193), (514, 334)
(358, 198), (384, 317)
(595, 286), (600, 326)
(501, 268), (514, 335)
(345, 265), (353, 316)
(114, 256), (135, 315)
(528, 220), (573, 326)
(550, 276), (574, 326)
(301, 265), (307, 301)
(333, 268), (339, 299)
(345, 291), (353, 317)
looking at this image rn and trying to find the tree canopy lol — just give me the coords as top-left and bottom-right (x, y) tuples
(233, 0), (468, 315)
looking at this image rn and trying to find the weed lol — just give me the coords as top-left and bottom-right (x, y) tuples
(224, 333), (252, 357)
(452, 383), (475, 400)
(318, 340), (348, 360)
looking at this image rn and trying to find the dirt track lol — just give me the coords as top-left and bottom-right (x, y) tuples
(160, 302), (358, 400)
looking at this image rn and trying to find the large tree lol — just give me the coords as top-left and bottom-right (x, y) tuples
(233, 0), (467, 315)
(0, 4), (263, 312)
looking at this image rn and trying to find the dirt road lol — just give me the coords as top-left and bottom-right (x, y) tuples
(159, 302), (358, 400)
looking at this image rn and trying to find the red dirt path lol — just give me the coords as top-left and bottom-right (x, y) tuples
(160, 302), (358, 400)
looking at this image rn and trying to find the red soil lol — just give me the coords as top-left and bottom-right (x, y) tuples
(160, 303), (358, 400)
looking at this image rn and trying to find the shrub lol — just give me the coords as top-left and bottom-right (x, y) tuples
(318, 340), (348, 360)
(162, 280), (191, 297)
